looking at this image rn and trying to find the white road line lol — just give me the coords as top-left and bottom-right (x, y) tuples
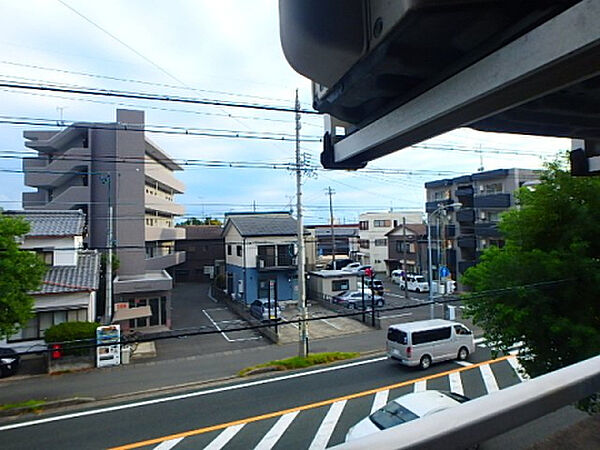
(0, 356), (388, 432)
(474, 337), (486, 345)
(202, 309), (234, 343)
(254, 411), (299, 450)
(153, 437), (184, 450)
(308, 400), (347, 450)
(455, 361), (473, 367)
(378, 312), (412, 320)
(448, 371), (464, 396)
(321, 319), (344, 331)
(479, 364), (500, 393)
(203, 423), (245, 450)
(507, 355), (529, 382)
(413, 380), (427, 392)
(370, 390), (389, 413)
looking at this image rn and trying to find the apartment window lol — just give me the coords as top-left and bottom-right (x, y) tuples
(359, 220), (369, 230)
(373, 220), (391, 228)
(434, 191), (449, 201)
(359, 239), (370, 249)
(374, 239), (387, 247)
(484, 183), (503, 195)
(236, 245), (242, 257)
(488, 212), (501, 222)
(396, 241), (414, 253)
(227, 244), (232, 255)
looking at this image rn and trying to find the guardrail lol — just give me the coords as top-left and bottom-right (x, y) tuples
(334, 354), (600, 450)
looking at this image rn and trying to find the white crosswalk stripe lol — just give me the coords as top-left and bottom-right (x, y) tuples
(254, 411), (299, 450)
(370, 390), (389, 413)
(308, 400), (347, 450)
(449, 371), (464, 396)
(153, 437), (184, 449)
(203, 424), (245, 450)
(479, 364), (500, 393)
(413, 380), (427, 392)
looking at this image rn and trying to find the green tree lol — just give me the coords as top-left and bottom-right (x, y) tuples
(0, 214), (47, 338)
(462, 160), (600, 383)
(178, 217), (222, 226)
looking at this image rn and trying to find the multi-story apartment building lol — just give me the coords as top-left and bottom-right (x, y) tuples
(1, 210), (99, 351)
(357, 211), (423, 273)
(223, 212), (299, 305)
(425, 168), (540, 283)
(21, 109), (185, 329)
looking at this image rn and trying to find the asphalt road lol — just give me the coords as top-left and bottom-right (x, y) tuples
(0, 344), (528, 450)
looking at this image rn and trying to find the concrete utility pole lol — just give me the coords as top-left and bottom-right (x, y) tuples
(427, 215), (435, 319)
(326, 186), (336, 264)
(402, 217), (408, 300)
(295, 90), (309, 357)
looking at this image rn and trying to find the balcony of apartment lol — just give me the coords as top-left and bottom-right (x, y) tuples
(456, 208), (475, 224)
(145, 250), (186, 271)
(22, 191), (47, 209)
(145, 192), (185, 216)
(457, 235), (477, 248)
(474, 193), (511, 208)
(426, 198), (457, 213)
(36, 186), (89, 210)
(455, 186), (474, 197)
(23, 148), (89, 188)
(145, 164), (185, 194)
(145, 226), (186, 242)
(475, 222), (502, 238)
(256, 254), (297, 271)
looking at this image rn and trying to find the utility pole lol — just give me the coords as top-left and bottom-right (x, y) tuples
(326, 186), (336, 265)
(427, 215), (434, 319)
(101, 174), (113, 323)
(295, 90), (308, 358)
(402, 217), (408, 300)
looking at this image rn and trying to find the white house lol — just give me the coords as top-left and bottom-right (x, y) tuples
(1, 210), (100, 352)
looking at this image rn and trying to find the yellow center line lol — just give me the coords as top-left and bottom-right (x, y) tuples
(109, 354), (513, 450)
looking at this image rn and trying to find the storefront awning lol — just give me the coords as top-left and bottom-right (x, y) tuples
(112, 306), (152, 322)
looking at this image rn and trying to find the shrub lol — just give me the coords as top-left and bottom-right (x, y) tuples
(44, 321), (99, 356)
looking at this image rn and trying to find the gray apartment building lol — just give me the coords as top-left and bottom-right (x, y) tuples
(425, 168), (539, 284)
(174, 225), (224, 283)
(22, 109), (185, 329)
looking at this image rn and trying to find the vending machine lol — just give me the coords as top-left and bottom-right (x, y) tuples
(96, 324), (121, 368)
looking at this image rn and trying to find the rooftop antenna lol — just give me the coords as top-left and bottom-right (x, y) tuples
(477, 144), (485, 172)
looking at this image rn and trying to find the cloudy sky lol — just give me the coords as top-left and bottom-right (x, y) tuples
(0, 0), (570, 224)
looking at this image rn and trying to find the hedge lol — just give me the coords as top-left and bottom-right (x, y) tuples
(44, 321), (99, 356)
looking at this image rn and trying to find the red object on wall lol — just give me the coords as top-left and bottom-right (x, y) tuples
(51, 344), (62, 360)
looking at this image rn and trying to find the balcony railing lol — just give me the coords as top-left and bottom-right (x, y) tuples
(457, 208), (475, 224)
(474, 193), (511, 208)
(458, 235), (477, 248)
(475, 222), (501, 238)
(257, 255), (297, 271)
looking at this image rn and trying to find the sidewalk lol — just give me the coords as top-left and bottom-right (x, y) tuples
(0, 328), (389, 406)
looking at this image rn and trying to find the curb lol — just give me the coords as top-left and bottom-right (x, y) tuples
(0, 397), (95, 417)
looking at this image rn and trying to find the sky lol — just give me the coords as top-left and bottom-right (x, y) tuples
(0, 0), (571, 225)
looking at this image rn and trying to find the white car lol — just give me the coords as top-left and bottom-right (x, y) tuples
(394, 273), (430, 293)
(345, 390), (469, 442)
(342, 262), (362, 272)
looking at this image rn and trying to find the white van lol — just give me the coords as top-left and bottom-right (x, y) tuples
(392, 272), (430, 292)
(387, 319), (474, 369)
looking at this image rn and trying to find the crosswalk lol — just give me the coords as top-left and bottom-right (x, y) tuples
(143, 355), (526, 450)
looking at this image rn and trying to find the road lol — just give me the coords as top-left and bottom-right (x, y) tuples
(0, 343), (527, 450)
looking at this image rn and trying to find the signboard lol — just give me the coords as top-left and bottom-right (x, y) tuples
(439, 266), (450, 279)
(96, 325), (121, 368)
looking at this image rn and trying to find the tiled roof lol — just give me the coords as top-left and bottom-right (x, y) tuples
(182, 225), (223, 240)
(4, 210), (85, 237)
(227, 214), (298, 237)
(31, 250), (100, 295)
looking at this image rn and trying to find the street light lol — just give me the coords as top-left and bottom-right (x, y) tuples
(427, 202), (461, 319)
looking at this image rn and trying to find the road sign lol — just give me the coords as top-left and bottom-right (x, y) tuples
(439, 266), (450, 278)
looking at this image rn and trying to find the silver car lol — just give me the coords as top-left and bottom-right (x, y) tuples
(332, 290), (384, 309)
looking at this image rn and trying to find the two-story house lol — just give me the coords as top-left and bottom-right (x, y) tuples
(223, 212), (299, 305)
(358, 211), (423, 273)
(1, 210), (100, 351)
(385, 223), (428, 275)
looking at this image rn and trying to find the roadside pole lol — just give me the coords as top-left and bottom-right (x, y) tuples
(327, 186), (336, 266)
(295, 90), (308, 358)
(361, 273), (365, 322)
(427, 215), (434, 319)
(402, 217), (408, 300)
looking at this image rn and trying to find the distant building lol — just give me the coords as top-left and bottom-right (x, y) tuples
(1, 210), (99, 351)
(358, 211), (423, 273)
(21, 109), (185, 329)
(222, 212), (299, 305)
(425, 168), (540, 283)
(304, 224), (359, 269)
(385, 223), (428, 275)
(174, 225), (224, 282)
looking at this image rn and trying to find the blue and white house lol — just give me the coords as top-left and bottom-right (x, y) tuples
(223, 212), (299, 305)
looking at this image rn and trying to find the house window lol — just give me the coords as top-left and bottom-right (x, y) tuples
(484, 183), (503, 195)
(359, 239), (370, 249)
(332, 279), (350, 291)
(374, 220), (391, 228)
(374, 239), (387, 247)
(359, 220), (369, 230)
(396, 242), (415, 253)
(236, 245), (242, 256)
(227, 244), (232, 255)
(37, 250), (54, 265)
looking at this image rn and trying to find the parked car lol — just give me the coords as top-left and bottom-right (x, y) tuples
(0, 347), (20, 378)
(249, 299), (282, 322)
(357, 278), (384, 295)
(345, 390), (469, 442)
(355, 264), (373, 276)
(398, 274), (430, 293)
(326, 258), (355, 270)
(342, 262), (362, 272)
(332, 291), (385, 309)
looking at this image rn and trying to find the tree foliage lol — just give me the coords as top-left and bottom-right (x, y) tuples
(0, 214), (47, 338)
(178, 217), (222, 226)
(462, 161), (600, 381)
